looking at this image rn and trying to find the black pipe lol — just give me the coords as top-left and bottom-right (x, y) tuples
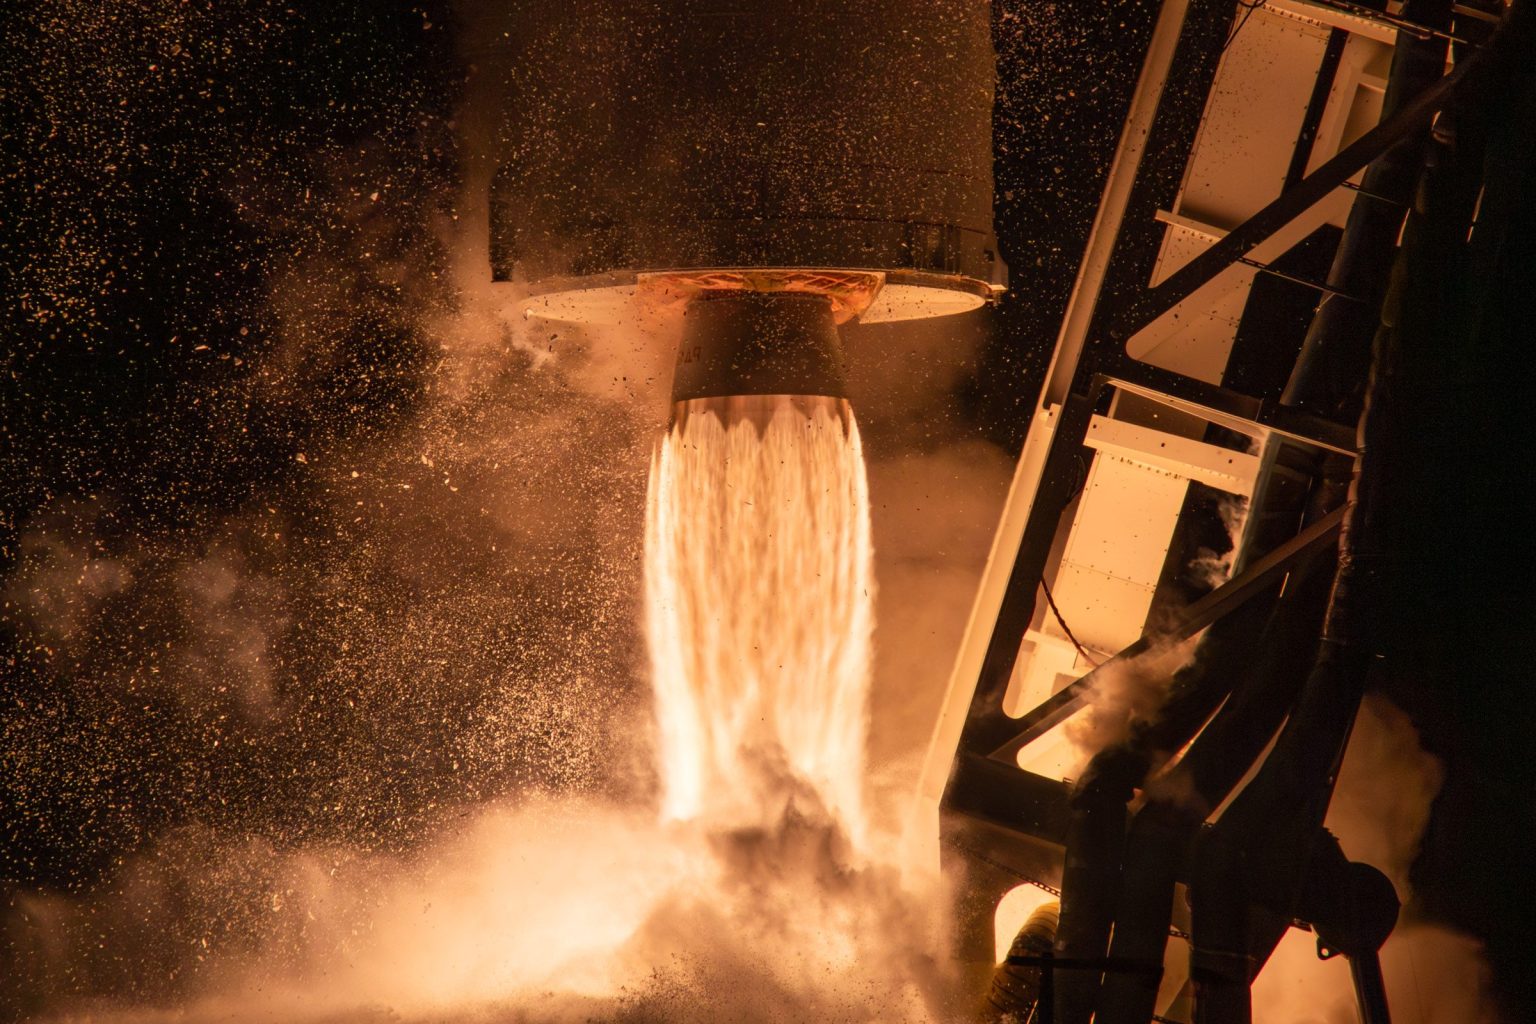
(1090, 800), (1194, 1024)
(1351, 951), (1393, 1024)
(1189, 834), (1255, 1024)
(1093, 466), (1347, 1024)
(1050, 749), (1139, 1024)
(1280, 0), (1454, 421)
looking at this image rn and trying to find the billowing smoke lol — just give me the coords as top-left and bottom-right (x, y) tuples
(1061, 638), (1200, 765)
(2, 3), (1014, 1021)
(1188, 489), (1251, 592)
(1250, 695), (1501, 1024)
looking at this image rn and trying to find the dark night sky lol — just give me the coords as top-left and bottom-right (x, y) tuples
(2, 0), (657, 917)
(2, 0), (1532, 1020)
(4, 1), (465, 871)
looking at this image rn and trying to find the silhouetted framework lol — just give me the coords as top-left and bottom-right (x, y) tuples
(947, 0), (1531, 1020)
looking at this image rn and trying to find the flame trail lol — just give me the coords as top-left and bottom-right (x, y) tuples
(645, 394), (876, 849)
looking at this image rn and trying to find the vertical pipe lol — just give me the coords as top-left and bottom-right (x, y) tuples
(1188, 822), (1290, 1024)
(1281, 0), (1454, 420)
(1090, 801), (1192, 1024)
(1350, 951), (1393, 1024)
(1051, 763), (1135, 1024)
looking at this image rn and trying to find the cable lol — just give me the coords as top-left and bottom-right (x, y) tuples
(1221, 0), (1266, 54)
(1036, 451), (1099, 669)
(1041, 573), (1101, 669)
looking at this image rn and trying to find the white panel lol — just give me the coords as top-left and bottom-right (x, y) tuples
(1178, 10), (1330, 230)
(1015, 713), (1091, 783)
(1084, 415), (1260, 496)
(1050, 454), (1189, 654)
(1127, 260), (1253, 383)
(1004, 631), (1084, 718)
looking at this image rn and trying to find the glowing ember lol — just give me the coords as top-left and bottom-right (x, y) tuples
(645, 393), (876, 849)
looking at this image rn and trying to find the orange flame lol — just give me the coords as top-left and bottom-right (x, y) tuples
(645, 394), (876, 849)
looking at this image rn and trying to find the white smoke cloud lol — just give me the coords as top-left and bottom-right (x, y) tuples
(11, 795), (976, 1024)
(1251, 694), (1503, 1024)
(1062, 637), (1200, 765)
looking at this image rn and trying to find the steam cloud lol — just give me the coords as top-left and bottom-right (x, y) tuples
(2, 4), (1014, 1020)
(1251, 695), (1500, 1023)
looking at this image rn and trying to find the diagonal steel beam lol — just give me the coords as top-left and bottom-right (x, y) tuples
(1113, 57), (1473, 341)
(986, 504), (1347, 765)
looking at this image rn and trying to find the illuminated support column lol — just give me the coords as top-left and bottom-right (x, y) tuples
(910, 0), (1195, 873)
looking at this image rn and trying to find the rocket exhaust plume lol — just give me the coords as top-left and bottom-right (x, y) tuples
(481, 0), (1000, 865)
(647, 289), (875, 848)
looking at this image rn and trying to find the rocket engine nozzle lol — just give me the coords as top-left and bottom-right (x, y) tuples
(671, 291), (847, 405)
